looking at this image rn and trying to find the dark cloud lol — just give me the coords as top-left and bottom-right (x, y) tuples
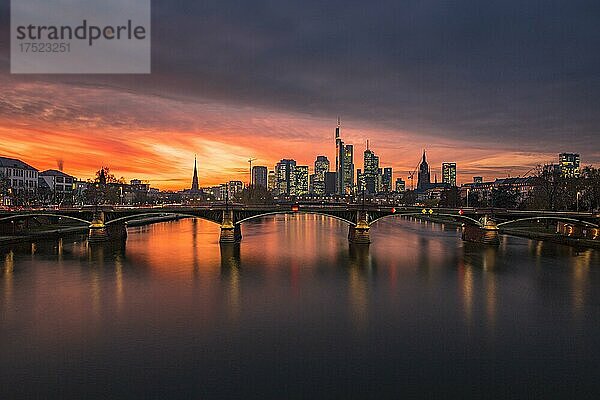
(2, 0), (600, 155)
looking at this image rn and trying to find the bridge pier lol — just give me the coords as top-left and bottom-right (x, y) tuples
(220, 210), (241, 243)
(461, 216), (499, 245)
(88, 211), (128, 242)
(88, 211), (108, 242)
(349, 210), (370, 244)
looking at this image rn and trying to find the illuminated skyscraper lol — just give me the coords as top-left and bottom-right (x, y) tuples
(559, 153), (580, 178)
(313, 155), (329, 195)
(363, 140), (379, 194)
(442, 162), (457, 187)
(275, 159), (296, 196)
(395, 177), (406, 192)
(267, 170), (276, 191)
(295, 166), (309, 196)
(381, 167), (393, 192)
(252, 166), (268, 188)
(335, 118), (354, 195)
(356, 169), (365, 192)
(417, 150), (431, 190)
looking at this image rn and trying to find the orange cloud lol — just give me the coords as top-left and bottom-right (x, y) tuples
(0, 80), (577, 190)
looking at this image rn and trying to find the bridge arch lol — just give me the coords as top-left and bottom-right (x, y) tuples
(497, 216), (599, 228)
(0, 213), (92, 225)
(235, 211), (355, 226)
(104, 212), (222, 226)
(369, 212), (484, 227)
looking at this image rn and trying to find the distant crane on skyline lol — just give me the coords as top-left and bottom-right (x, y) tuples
(408, 156), (422, 190)
(248, 157), (257, 186)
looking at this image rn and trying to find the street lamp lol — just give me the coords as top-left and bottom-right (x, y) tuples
(576, 191), (581, 212)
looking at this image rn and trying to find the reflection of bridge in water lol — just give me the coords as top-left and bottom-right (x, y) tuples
(1, 205), (599, 246)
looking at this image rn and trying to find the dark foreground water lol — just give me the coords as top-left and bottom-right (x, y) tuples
(1, 215), (599, 399)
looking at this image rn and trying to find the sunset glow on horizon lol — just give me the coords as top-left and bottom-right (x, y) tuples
(0, 79), (581, 191)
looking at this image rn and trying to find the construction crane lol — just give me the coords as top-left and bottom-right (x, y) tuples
(248, 157), (257, 187)
(407, 160), (420, 190)
(518, 165), (538, 178)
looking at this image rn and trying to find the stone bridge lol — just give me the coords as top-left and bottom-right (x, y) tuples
(0, 205), (598, 245)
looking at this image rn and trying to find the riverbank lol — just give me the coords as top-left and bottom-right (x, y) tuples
(405, 215), (600, 250)
(500, 228), (600, 250)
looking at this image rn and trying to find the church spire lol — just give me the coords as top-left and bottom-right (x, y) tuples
(191, 154), (199, 191)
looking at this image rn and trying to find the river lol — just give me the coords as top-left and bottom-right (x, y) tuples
(1, 215), (599, 398)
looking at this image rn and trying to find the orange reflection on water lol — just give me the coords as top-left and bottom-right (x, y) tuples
(3, 250), (14, 319)
(458, 261), (474, 326)
(125, 219), (221, 280)
(571, 250), (592, 317)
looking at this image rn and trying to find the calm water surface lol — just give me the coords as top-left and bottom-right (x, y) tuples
(1, 215), (599, 399)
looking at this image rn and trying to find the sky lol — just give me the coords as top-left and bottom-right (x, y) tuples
(1, 0), (599, 189)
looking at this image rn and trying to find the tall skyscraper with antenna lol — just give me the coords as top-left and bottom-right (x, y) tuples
(334, 117), (354, 195)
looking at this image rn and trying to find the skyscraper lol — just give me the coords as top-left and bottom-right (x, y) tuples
(275, 159), (296, 196)
(324, 172), (337, 195)
(442, 162), (457, 187)
(395, 177), (406, 192)
(267, 170), (276, 191)
(335, 118), (354, 195)
(363, 141), (379, 194)
(356, 169), (364, 192)
(295, 166), (309, 196)
(559, 153), (580, 178)
(313, 155), (329, 195)
(381, 167), (393, 192)
(191, 155), (200, 192)
(252, 166), (268, 188)
(417, 150), (431, 190)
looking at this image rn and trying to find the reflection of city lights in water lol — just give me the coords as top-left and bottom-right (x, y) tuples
(459, 262), (474, 326)
(220, 244), (241, 323)
(571, 250), (591, 317)
(227, 266), (241, 323)
(535, 241), (543, 258)
(115, 256), (124, 313)
(91, 269), (101, 318)
(349, 267), (368, 333)
(3, 251), (14, 317)
(485, 272), (496, 335)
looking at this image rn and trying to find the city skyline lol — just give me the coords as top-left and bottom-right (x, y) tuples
(1, 2), (599, 190)
(0, 130), (592, 192)
(0, 144), (588, 204)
